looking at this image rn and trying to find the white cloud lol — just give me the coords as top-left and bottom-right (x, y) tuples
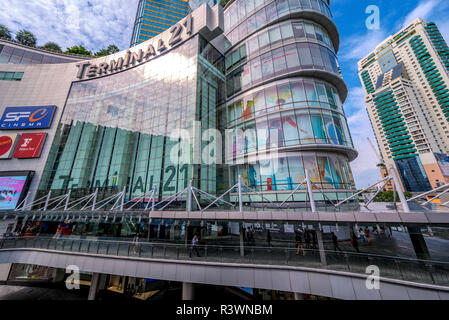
(0, 0), (138, 52)
(402, 0), (441, 28)
(343, 87), (382, 189)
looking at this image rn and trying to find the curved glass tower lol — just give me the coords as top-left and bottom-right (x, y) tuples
(221, 0), (357, 205)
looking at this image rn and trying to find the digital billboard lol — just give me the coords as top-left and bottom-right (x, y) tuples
(0, 133), (20, 159)
(0, 105), (56, 130)
(13, 133), (47, 158)
(0, 177), (25, 210)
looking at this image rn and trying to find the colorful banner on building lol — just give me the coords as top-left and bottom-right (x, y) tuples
(13, 133), (47, 158)
(0, 133), (20, 159)
(0, 105), (56, 129)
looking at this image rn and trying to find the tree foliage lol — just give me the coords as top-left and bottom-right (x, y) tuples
(94, 44), (120, 57)
(373, 191), (413, 202)
(65, 45), (92, 56)
(40, 42), (62, 53)
(16, 30), (37, 47)
(0, 24), (12, 40)
(219, 0), (231, 7)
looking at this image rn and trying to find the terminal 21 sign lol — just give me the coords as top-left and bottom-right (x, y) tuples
(0, 106), (56, 130)
(76, 15), (193, 81)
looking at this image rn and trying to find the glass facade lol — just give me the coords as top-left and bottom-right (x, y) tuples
(223, 0), (357, 203)
(130, 0), (190, 47)
(0, 43), (83, 64)
(395, 157), (432, 192)
(39, 36), (225, 204)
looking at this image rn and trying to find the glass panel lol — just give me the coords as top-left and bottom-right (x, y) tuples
(291, 80), (307, 107)
(254, 89), (266, 116)
(282, 111), (300, 146)
(272, 47), (287, 74)
(303, 154), (320, 183)
(250, 57), (262, 83)
(322, 110), (338, 144)
(285, 44), (300, 71)
(310, 110), (326, 143)
(256, 116), (269, 151)
(304, 81), (319, 106)
(277, 83), (293, 109)
(296, 109), (314, 144)
(265, 85), (278, 112)
(261, 52), (274, 79)
(258, 31), (270, 50)
(280, 23), (294, 40)
(268, 114), (283, 148)
(292, 22), (305, 38)
(297, 43), (313, 67)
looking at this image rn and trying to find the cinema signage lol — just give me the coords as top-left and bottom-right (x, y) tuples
(76, 15), (193, 80)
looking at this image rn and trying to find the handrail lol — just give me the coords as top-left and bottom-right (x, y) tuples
(2, 236), (448, 266)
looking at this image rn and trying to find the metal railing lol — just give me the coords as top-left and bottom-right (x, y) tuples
(1, 236), (448, 287)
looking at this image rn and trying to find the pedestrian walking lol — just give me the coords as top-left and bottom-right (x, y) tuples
(190, 234), (200, 258)
(331, 232), (342, 252)
(267, 229), (272, 247)
(351, 231), (360, 253)
(132, 234), (139, 254)
(304, 230), (311, 249)
(295, 229), (305, 256)
(359, 228), (366, 243)
(365, 227), (371, 244)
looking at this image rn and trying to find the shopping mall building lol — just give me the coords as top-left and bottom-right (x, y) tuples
(0, 0), (357, 212)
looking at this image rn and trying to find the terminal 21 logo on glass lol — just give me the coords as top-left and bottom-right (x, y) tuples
(0, 105), (56, 129)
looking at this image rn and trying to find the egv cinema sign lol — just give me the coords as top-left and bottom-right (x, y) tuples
(76, 15), (193, 81)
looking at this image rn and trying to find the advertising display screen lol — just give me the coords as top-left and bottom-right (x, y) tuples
(0, 133), (20, 159)
(0, 171), (34, 210)
(0, 105), (56, 130)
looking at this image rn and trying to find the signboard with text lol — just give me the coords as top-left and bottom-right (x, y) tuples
(0, 105), (56, 130)
(0, 133), (20, 159)
(13, 133), (47, 159)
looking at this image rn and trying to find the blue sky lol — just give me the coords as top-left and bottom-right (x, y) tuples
(1, 0), (449, 188)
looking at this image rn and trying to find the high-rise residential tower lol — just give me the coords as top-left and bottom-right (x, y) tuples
(189, 0), (217, 11)
(130, 0), (190, 47)
(358, 18), (449, 192)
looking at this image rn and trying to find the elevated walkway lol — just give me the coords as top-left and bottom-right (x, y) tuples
(0, 237), (448, 300)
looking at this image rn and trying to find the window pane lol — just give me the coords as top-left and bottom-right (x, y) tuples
(304, 81), (319, 106)
(291, 81), (307, 107)
(269, 27), (282, 44)
(254, 90), (266, 116)
(266, 2), (278, 21)
(310, 44), (324, 68)
(304, 23), (316, 39)
(282, 111), (300, 146)
(297, 43), (313, 67)
(317, 156), (333, 188)
(276, 83), (293, 112)
(268, 114), (283, 148)
(277, 0), (289, 15)
(296, 109), (314, 143)
(288, 0), (301, 11)
(292, 22), (305, 38)
(261, 52), (274, 79)
(280, 23), (294, 40)
(258, 31), (270, 50)
(315, 83), (329, 105)
(256, 116), (269, 151)
(310, 110), (326, 143)
(272, 48), (287, 74)
(303, 154), (320, 183)
(285, 44), (300, 70)
(265, 85), (279, 112)
(250, 57), (262, 83)
(322, 110), (337, 144)
(243, 94), (254, 120)
(248, 37), (259, 56)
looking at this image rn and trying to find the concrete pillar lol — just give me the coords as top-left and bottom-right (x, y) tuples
(88, 273), (101, 300)
(182, 282), (194, 300)
(0, 264), (12, 281)
(294, 292), (304, 300)
(408, 227), (431, 260)
(315, 230), (327, 266)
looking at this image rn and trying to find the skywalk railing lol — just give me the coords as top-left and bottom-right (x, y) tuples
(12, 166), (449, 214)
(1, 236), (448, 287)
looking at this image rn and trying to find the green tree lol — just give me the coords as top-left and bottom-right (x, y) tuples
(65, 45), (92, 56)
(40, 42), (62, 53)
(219, 0), (230, 7)
(94, 44), (120, 57)
(0, 24), (12, 40)
(16, 30), (37, 47)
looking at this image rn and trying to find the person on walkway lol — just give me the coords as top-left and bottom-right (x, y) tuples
(359, 228), (366, 243)
(351, 231), (360, 253)
(304, 230), (311, 249)
(132, 234), (139, 254)
(295, 229), (305, 256)
(190, 234), (200, 258)
(365, 227), (371, 244)
(311, 230), (318, 250)
(267, 229), (272, 247)
(331, 232), (342, 252)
